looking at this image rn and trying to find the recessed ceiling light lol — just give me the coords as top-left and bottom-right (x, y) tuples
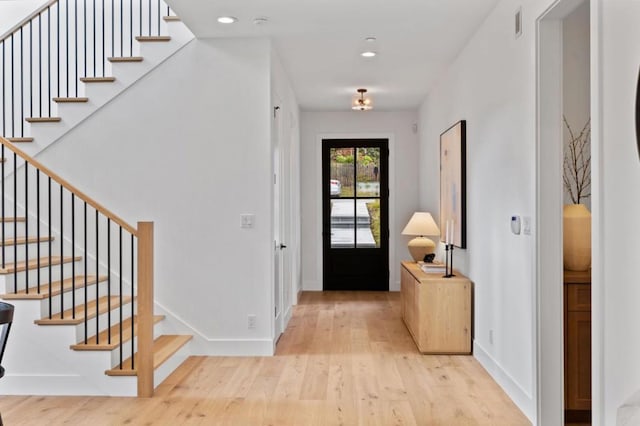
(365, 37), (377, 42)
(253, 17), (268, 25)
(217, 16), (238, 24)
(361, 51), (377, 58)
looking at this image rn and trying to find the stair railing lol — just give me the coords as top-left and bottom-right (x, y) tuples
(0, 136), (155, 397)
(0, 0), (173, 140)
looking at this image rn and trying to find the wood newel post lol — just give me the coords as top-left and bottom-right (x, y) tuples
(137, 221), (154, 397)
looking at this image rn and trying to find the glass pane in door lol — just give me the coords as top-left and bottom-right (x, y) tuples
(330, 148), (355, 248)
(356, 147), (381, 197)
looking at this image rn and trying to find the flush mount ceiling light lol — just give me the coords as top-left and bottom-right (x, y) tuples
(352, 88), (373, 111)
(217, 16), (238, 24)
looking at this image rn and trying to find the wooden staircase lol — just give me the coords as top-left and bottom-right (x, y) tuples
(0, 139), (192, 396)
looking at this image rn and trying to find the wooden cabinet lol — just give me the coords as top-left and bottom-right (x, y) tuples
(400, 261), (472, 354)
(564, 269), (591, 412)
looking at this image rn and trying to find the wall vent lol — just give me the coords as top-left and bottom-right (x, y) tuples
(515, 7), (523, 38)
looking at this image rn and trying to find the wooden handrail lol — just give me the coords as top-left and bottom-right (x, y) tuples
(0, 137), (138, 235)
(0, 0), (59, 43)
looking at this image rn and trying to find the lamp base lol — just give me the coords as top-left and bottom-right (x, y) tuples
(407, 237), (436, 262)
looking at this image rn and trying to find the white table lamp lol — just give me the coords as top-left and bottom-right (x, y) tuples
(402, 212), (440, 262)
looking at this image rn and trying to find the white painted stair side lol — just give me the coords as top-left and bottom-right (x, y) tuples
(21, 20), (194, 159)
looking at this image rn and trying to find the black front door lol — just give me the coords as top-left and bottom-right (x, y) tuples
(322, 139), (389, 291)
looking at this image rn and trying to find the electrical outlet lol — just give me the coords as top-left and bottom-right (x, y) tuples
(248, 314), (257, 329)
(489, 329), (494, 345)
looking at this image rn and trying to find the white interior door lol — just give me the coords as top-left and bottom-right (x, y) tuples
(273, 103), (285, 339)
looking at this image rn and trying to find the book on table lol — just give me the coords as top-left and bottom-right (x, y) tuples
(418, 261), (446, 273)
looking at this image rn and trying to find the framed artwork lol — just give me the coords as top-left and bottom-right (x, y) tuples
(440, 120), (466, 248)
(636, 67), (639, 160)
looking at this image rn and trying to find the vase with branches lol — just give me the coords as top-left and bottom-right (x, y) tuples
(563, 116), (591, 205)
(562, 116), (591, 272)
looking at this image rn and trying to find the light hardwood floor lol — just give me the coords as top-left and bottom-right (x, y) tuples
(0, 291), (530, 425)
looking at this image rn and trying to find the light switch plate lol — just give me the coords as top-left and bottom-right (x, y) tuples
(522, 216), (532, 235)
(241, 214), (255, 228)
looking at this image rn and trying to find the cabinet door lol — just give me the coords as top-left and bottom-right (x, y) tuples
(565, 311), (591, 410)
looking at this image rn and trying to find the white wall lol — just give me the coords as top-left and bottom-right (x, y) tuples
(563, 1), (591, 208)
(599, 1), (640, 423)
(300, 111), (419, 292)
(417, 0), (555, 421)
(37, 38), (277, 355)
(418, 0), (640, 423)
(0, 0), (48, 35)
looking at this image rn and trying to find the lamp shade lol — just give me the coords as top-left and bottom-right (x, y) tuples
(402, 212), (440, 237)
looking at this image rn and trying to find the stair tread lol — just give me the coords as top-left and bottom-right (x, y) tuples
(1, 274), (106, 300)
(163, 16), (181, 22)
(6, 137), (34, 143)
(105, 334), (192, 376)
(71, 315), (165, 350)
(53, 97), (89, 103)
(25, 117), (61, 123)
(0, 217), (26, 223)
(35, 295), (133, 325)
(108, 56), (143, 63)
(135, 36), (171, 42)
(0, 255), (80, 274)
(80, 77), (116, 83)
(0, 235), (53, 247)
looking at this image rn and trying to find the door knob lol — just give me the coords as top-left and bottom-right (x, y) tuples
(279, 243), (287, 249)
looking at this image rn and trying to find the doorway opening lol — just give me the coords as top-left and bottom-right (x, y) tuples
(322, 139), (389, 291)
(537, 0), (592, 424)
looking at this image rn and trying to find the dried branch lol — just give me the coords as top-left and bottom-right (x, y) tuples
(563, 116), (591, 205)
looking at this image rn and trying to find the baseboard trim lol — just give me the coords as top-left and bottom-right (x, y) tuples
(0, 374), (136, 396)
(473, 340), (535, 422)
(303, 280), (321, 291)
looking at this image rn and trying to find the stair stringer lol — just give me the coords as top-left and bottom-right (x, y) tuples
(0, 296), (181, 396)
(19, 20), (195, 160)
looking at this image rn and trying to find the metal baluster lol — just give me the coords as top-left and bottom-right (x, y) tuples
(119, 226), (122, 368)
(72, 194), (76, 318)
(75, 0), (78, 97)
(84, 0), (87, 78)
(83, 201), (87, 343)
(57, 3), (60, 99)
(129, 0), (132, 56)
(11, 35), (14, 137)
(102, 0), (105, 76)
(95, 209), (99, 343)
(39, 13), (42, 116)
(130, 233), (134, 369)
(111, 0), (114, 57)
(66, 0), (69, 97)
(139, 0), (142, 37)
(107, 217), (111, 343)
(1, 144), (4, 270)
(37, 170), (40, 293)
(12, 153), (16, 292)
(120, 0), (123, 57)
(156, 0), (160, 36)
(25, 161), (28, 294)
(20, 28), (23, 137)
(30, 21), (33, 118)
(47, 7), (51, 116)
(48, 176), (51, 319)
(2, 43), (5, 137)
(92, 0), (95, 77)
(148, 0), (151, 36)
(60, 184), (63, 319)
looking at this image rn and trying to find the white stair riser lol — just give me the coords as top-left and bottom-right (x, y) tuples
(0, 222), (26, 238)
(0, 240), (53, 264)
(39, 281), (109, 316)
(0, 261), (82, 293)
(72, 301), (136, 342)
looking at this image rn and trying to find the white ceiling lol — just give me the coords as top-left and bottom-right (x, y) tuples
(168, 0), (501, 111)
